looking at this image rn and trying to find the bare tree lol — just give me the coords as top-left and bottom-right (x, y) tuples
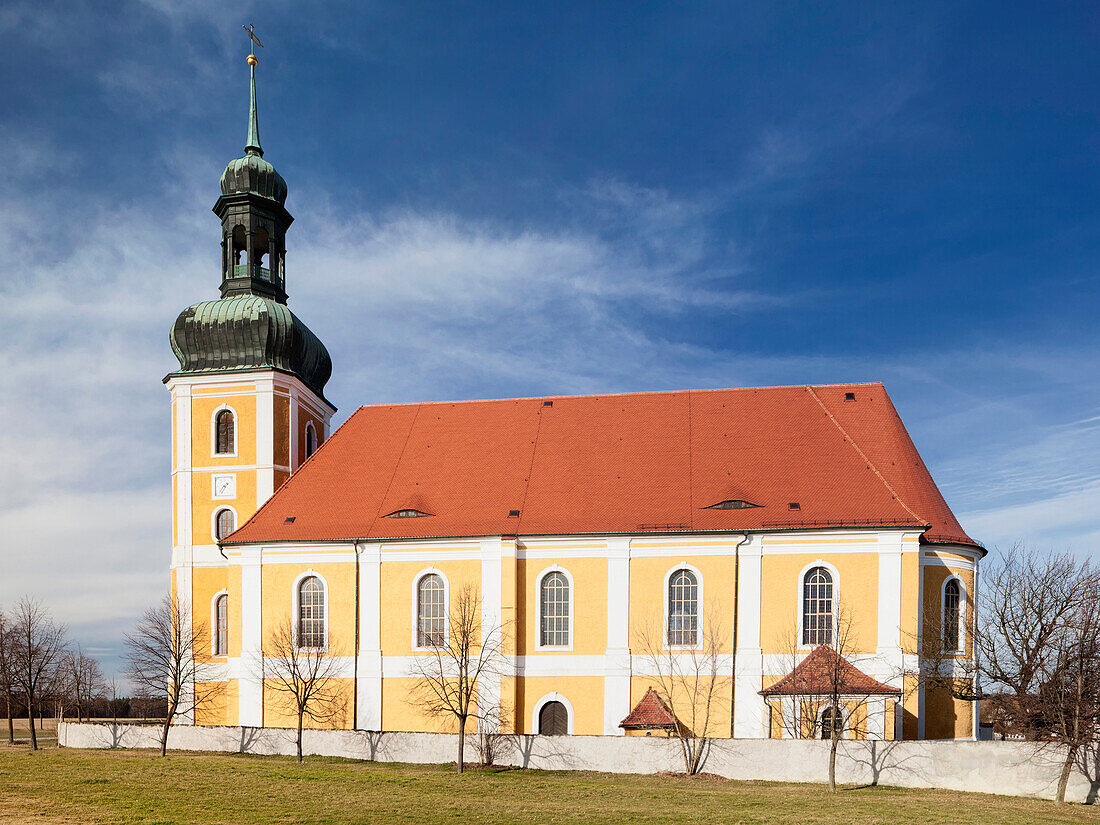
(1042, 592), (1100, 804)
(64, 646), (105, 723)
(474, 696), (511, 767)
(973, 548), (1096, 740)
(0, 608), (14, 744)
(124, 593), (211, 757)
(770, 602), (897, 793)
(9, 598), (68, 750)
(634, 604), (731, 776)
(408, 584), (504, 773)
(261, 618), (348, 763)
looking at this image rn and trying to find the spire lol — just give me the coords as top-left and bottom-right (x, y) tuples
(245, 55), (263, 157)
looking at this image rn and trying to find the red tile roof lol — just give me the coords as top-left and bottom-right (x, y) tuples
(227, 382), (979, 550)
(620, 688), (678, 729)
(759, 645), (902, 697)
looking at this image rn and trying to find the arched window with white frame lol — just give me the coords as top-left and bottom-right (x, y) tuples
(539, 570), (571, 647)
(214, 408), (235, 455)
(819, 705), (842, 740)
(297, 575), (325, 649)
(214, 593), (228, 657)
(417, 573), (446, 647)
(667, 568), (699, 647)
(802, 566), (833, 646)
(942, 577), (962, 652)
(214, 507), (235, 541)
(304, 422), (317, 459)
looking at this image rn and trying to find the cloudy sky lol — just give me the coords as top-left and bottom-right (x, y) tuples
(1, 1), (1098, 677)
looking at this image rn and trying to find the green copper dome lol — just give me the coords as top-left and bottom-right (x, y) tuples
(220, 152), (288, 205)
(169, 296), (332, 402)
(218, 60), (288, 205)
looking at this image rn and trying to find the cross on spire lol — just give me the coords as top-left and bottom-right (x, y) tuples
(243, 23), (264, 54)
(242, 24), (264, 155)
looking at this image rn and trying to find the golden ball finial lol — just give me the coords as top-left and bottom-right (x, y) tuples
(247, 53), (258, 67)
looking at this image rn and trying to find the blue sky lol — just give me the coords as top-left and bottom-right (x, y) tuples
(1, 1), (1099, 677)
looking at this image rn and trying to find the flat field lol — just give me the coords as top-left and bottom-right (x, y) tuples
(1, 717), (58, 747)
(1, 747), (1098, 825)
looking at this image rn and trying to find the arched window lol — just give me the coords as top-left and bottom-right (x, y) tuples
(297, 576), (325, 649)
(214, 508), (235, 541)
(538, 700), (569, 736)
(214, 594), (228, 656)
(820, 705), (842, 740)
(540, 571), (570, 647)
(802, 567), (833, 646)
(943, 578), (961, 652)
(304, 423), (317, 459)
(215, 409), (235, 455)
(417, 574), (446, 647)
(667, 569), (699, 646)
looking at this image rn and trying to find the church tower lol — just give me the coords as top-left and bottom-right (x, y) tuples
(165, 50), (335, 725)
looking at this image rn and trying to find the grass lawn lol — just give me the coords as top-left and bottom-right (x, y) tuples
(0, 747), (1098, 825)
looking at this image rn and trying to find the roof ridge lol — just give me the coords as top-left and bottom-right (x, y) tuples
(352, 382), (886, 410)
(804, 386), (924, 526)
(515, 405), (547, 530)
(366, 404), (423, 537)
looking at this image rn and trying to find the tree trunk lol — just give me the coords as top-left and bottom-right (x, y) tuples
(28, 697), (38, 750)
(159, 712), (174, 758)
(1056, 744), (1077, 804)
(457, 715), (466, 773)
(5, 693), (12, 744)
(297, 711), (304, 764)
(828, 733), (838, 792)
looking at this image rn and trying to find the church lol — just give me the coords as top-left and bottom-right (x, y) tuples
(167, 55), (982, 744)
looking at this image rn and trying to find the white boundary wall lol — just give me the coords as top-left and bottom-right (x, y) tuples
(59, 723), (1098, 804)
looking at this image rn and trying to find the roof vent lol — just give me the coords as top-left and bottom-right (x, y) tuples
(284, 516), (296, 523)
(508, 509), (521, 517)
(385, 509), (431, 519)
(844, 392), (856, 401)
(788, 502), (800, 510)
(705, 499), (759, 510)
(543, 400), (553, 407)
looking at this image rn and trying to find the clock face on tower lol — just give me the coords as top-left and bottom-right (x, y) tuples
(212, 474), (236, 500)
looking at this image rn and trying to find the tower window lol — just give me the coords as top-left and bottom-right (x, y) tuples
(304, 422), (317, 459)
(215, 508), (235, 541)
(215, 409), (235, 455)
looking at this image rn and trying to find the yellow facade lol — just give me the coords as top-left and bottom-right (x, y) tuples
(170, 375), (979, 741)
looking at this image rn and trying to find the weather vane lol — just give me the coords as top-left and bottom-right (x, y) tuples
(242, 23), (264, 66)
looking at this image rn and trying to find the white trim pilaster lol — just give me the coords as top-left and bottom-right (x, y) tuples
(603, 537), (631, 735)
(238, 546), (264, 727)
(734, 533), (764, 738)
(255, 377), (275, 507)
(356, 543), (383, 730)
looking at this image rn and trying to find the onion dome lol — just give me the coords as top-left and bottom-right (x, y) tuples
(221, 153), (287, 205)
(169, 296), (332, 402)
(218, 58), (287, 204)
